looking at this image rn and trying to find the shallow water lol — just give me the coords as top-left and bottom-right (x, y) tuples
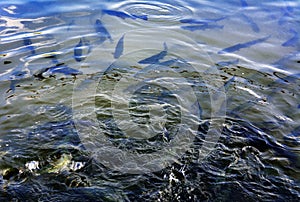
(0, 0), (299, 201)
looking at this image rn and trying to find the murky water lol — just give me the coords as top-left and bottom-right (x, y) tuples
(0, 0), (299, 201)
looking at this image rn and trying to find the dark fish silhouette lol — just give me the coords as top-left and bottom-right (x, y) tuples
(278, 10), (293, 25)
(180, 16), (226, 25)
(284, 126), (300, 147)
(138, 42), (168, 64)
(238, 0), (260, 32)
(181, 24), (224, 32)
(8, 70), (28, 93)
(94, 19), (113, 44)
(114, 34), (125, 59)
(216, 59), (239, 67)
(240, 0), (248, 7)
(2, 64), (29, 93)
(266, 72), (300, 103)
(23, 37), (35, 55)
(224, 76), (236, 91)
(272, 72), (300, 84)
(283, 0), (294, 13)
(240, 13), (260, 33)
(102, 9), (148, 21)
(272, 51), (299, 69)
(131, 14), (148, 21)
(34, 63), (82, 79)
(74, 37), (91, 62)
(158, 59), (178, 66)
(228, 100), (258, 119)
(218, 35), (270, 54)
(67, 20), (75, 31)
(282, 29), (298, 47)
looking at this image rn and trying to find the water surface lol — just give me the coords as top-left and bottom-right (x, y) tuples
(0, 0), (299, 201)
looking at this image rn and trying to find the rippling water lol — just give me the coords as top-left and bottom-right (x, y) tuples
(0, 0), (299, 201)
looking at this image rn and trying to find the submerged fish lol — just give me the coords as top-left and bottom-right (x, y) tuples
(67, 20), (75, 32)
(158, 59), (178, 66)
(266, 72), (300, 104)
(94, 19), (113, 44)
(74, 37), (91, 62)
(23, 37), (35, 55)
(216, 59), (239, 67)
(2, 65), (29, 93)
(7, 70), (29, 93)
(278, 7), (295, 25)
(240, 13), (260, 33)
(240, 0), (248, 7)
(228, 99), (259, 119)
(180, 16), (226, 25)
(34, 63), (82, 79)
(272, 51), (299, 69)
(272, 72), (300, 84)
(131, 14), (148, 21)
(181, 24), (224, 32)
(138, 42), (168, 64)
(223, 76), (236, 91)
(8, 71), (27, 92)
(102, 9), (148, 21)
(114, 34), (125, 59)
(282, 29), (299, 47)
(218, 35), (270, 54)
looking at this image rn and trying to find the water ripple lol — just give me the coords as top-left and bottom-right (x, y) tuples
(113, 0), (193, 25)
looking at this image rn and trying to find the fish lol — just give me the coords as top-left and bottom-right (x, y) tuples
(266, 72), (300, 104)
(67, 20), (75, 31)
(223, 76), (236, 91)
(272, 72), (300, 84)
(102, 9), (133, 19)
(240, 13), (260, 33)
(34, 63), (82, 79)
(181, 24), (224, 32)
(283, 0), (294, 13)
(218, 35), (270, 54)
(74, 37), (91, 62)
(282, 29), (299, 47)
(2, 64), (29, 93)
(102, 9), (148, 21)
(113, 34), (125, 59)
(7, 69), (28, 93)
(240, 0), (248, 7)
(131, 14), (148, 21)
(284, 125), (300, 147)
(162, 126), (171, 142)
(138, 42), (168, 64)
(23, 37), (35, 55)
(47, 52), (60, 64)
(227, 99), (258, 119)
(94, 19), (113, 44)
(278, 11), (293, 25)
(191, 100), (202, 121)
(180, 16), (226, 25)
(158, 59), (178, 66)
(272, 51), (299, 69)
(235, 0), (260, 32)
(216, 59), (239, 67)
